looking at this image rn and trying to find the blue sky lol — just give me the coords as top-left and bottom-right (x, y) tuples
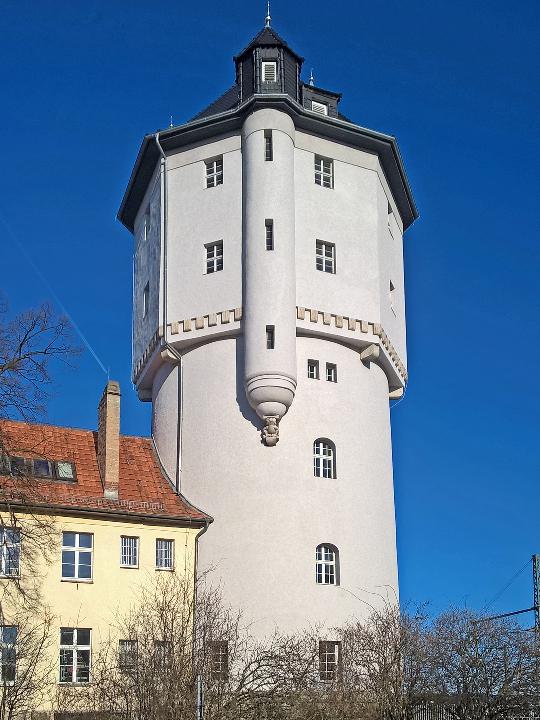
(1, 0), (539, 617)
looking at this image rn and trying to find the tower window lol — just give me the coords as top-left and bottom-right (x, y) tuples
(143, 206), (151, 241)
(319, 640), (341, 680)
(316, 240), (336, 274)
(326, 363), (337, 383)
(316, 544), (339, 585)
(0, 626), (17, 683)
(261, 61), (277, 82)
(265, 219), (274, 250)
(264, 130), (273, 161)
(142, 282), (149, 318)
(311, 100), (328, 116)
(314, 156), (333, 188)
(205, 156), (223, 188)
(209, 640), (229, 682)
(266, 326), (275, 350)
(205, 241), (223, 274)
(313, 439), (336, 479)
(307, 359), (319, 379)
(389, 280), (396, 314)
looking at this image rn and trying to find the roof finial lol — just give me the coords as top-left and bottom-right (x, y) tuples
(169, 114), (173, 128)
(309, 68), (315, 86)
(265, 0), (271, 28)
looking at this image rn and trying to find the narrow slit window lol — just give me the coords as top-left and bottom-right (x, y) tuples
(307, 360), (319, 379)
(326, 363), (337, 383)
(262, 61), (277, 82)
(143, 206), (151, 241)
(264, 130), (273, 161)
(389, 280), (396, 313)
(266, 326), (275, 350)
(142, 282), (149, 318)
(206, 241), (224, 274)
(319, 640), (341, 680)
(265, 219), (274, 250)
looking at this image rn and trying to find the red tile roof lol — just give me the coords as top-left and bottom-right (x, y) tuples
(0, 420), (208, 525)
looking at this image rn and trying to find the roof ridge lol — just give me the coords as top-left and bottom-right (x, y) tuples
(0, 418), (150, 441)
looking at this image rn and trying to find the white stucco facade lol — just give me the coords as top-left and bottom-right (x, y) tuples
(121, 33), (417, 636)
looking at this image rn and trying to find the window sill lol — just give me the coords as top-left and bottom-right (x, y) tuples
(120, 565), (139, 570)
(0, 574), (20, 580)
(61, 578), (93, 584)
(155, 567), (174, 572)
(58, 682), (92, 686)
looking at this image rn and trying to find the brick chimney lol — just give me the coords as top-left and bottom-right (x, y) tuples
(97, 381), (121, 500)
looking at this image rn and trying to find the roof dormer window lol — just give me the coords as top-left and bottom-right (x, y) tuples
(311, 100), (328, 116)
(262, 61), (277, 82)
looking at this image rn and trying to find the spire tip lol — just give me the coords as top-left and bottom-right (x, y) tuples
(265, 1), (271, 27)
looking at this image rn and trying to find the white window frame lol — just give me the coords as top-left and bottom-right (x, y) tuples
(205, 156), (223, 188)
(61, 532), (93, 581)
(59, 627), (91, 684)
(314, 155), (333, 189)
(205, 241), (224, 274)
(0, 626), (17, 684)
(120, 536), (139, 568)
(316, 240), (336, 274)
(326, 363), (337, 383)
(311, 100), (328, 115)
(261, 61), (277, 82)
(156, 539), (174, 570)
(0, 528), (20, 577)
(307, 359), (319, 380)
(319, 640), (341, 680)
(316, 545), (338, 585)
(313, 439), (336, 479)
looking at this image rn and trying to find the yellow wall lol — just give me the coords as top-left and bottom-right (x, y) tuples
(0, 510), (200, 713)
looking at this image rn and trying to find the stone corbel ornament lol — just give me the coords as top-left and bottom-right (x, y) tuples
(262, 416), (280, 446)
(360, 343), (380, 365)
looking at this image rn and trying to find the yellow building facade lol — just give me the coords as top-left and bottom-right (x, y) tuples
(0, 382), (209, 715)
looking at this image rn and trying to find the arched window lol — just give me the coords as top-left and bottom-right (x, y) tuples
(313, 439), (336, 479)
(316, 544), (339, 585)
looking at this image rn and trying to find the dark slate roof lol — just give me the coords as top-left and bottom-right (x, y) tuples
(234, 26), (304, 62)
(191, 85), (240, 122)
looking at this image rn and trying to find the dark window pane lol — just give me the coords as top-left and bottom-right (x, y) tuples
(63, 532), (76, 547)
(78, 533), (92, 548)
(77, 629), (91, 645)
(33, 459), (52, 477)
(60, 628), (74, 645)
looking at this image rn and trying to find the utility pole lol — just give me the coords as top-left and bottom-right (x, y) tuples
(533, 555), (540, 635)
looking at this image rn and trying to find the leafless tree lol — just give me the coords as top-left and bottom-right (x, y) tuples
(427, 609), (539, 720)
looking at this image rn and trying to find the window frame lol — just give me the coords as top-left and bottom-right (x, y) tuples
(0, 625), (17, 685)
(316, 240), (336, 274)
(313, 439), (336, 479)
(55, 460), (76, 481)
(209, 640), (229, 682)
(59, 627), (91, 684)
(266, 326), (275, 350)
(205, 156), (223, 188)
(120, 536), (139, 569)
(314, 155), (334, 189)
(316, 544), (339, 586)
(326, 363), (337, 383)
(0, 527), (20, 577)
(307, 359), (320, 380)
(118, 639), (138, 673)
(319, 640), (342, 681)
(264, 130), (273, 161)
(156, 538), (174, 571)
(261, 61), (277, 83)
(205, 240), (224, 274)
(61, 532), (93, 582)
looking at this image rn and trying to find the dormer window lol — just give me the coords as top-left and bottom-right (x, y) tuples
(311, 100), (328, 116)
(262, 61), (277, 82)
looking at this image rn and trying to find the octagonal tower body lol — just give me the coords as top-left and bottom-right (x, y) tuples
(119, 26), (417, 636)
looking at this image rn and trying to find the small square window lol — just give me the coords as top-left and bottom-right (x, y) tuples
(262, 61), (277, 82)
(311, 100), (328, 116)
(264, 130), (273, 161)
(307, 360), (319, 379)
(326, 363), (337, 383)
(205, 156), (223, 188)
(315, 156), (333, 189)
(206, 241), (224, 274)
(265, 219), (274, 250)
(266, 326), (275, 350)
(56, 461), (75, 480)
(316, 241), (336, 274)
(142, 282), (149, 318)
